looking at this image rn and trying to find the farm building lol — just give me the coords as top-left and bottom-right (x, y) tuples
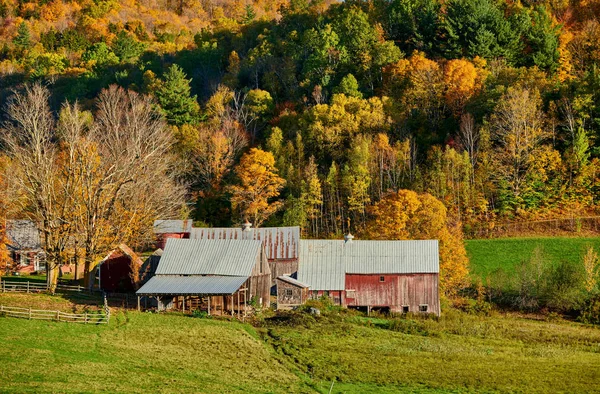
(191, 223), (299, 282)
(138, 248), (162, 286)
(97, 244), (143, 292)
(276, 275), (310, 310)
(136, 238), (271, 314)
(297, 237), (440, 315)
(153, 219), (193, 249)
(6, 220), (45, 274)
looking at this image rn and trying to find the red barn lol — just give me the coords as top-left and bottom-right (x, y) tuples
(297, 238), (440, 315)
(98, 244), (143, 292)
(153, 219), (193, 249)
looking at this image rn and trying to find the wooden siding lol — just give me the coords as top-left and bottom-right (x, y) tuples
(345, 273), (440, 316)
(308, 290), (345, 305)
(155, 232), (189, 249)
(100, 255), (137, 292)
(276, 279), (308, 309)
(268, 259), (299, 285)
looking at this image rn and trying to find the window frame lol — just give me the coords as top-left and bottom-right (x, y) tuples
(419, 304), (429, 312)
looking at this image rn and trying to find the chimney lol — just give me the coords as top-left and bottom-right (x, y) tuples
(344, 232), (354, 244)
(242, 220), (252, 232)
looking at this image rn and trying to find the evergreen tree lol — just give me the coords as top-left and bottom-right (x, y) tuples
(112, 30), (146, 63)
(523, 7), (560, 71)
(242, 4), (256, 24)
(13, 22), (31, 50)
(156, 64), (200, 126)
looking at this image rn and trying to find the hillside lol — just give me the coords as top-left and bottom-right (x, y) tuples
(0, 0), (600, 239)
(1, 297), (600, 393)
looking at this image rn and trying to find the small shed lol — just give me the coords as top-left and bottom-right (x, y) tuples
(6, 220), (45, 274)
(276, 275), (310, 310)
(98, 244), (143, 292)
(153, 219), (193, 249)
(136, 238), (271, 315)
(297, 238), (440, 315)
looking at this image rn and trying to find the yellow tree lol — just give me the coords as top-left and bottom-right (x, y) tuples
(364, 189), (470, 297)
(443, 58), (482, 115)
(228, 148), (285, 227)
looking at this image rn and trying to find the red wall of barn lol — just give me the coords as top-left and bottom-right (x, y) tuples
(100, 255), (136, 292)
(156, 232), (190, 249)
(345, 273), (440, 315)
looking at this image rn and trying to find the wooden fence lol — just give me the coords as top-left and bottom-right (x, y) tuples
(1, 280), (93, 294)
(0, 304), (109, 324)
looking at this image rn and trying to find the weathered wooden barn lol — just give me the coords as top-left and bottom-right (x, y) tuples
(276, 275), (310, 310)
(97, 244), (143, 292)
(136, 238), (271, 314)
(191, 223), (299, 283)
(153, 219), (193, 249)
(6, 220), (45, 274)
(297, 238), (440, 315)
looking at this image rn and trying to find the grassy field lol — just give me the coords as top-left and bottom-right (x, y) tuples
(1, 293), (600, 393)
(465, 237), (600, 281)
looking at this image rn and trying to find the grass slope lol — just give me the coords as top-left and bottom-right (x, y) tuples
(0, 310), (305, 393)
(1, 293), (600, 393)
(465, 237), (600, 281)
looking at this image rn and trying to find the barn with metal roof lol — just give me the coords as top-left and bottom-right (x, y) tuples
(136, 238), (271, 315)
(297, 238), (440, 315)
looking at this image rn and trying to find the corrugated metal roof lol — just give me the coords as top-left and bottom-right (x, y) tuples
(297, 240), (439, 291)
(190, 226), (299, 260)
(155, 238), (261, 276)
(6, 220), (42, 251)
(297, 240), (346, 291)
(277, 275), (310, 288)
(153, 220), (193, 234)
(136, 275), (247, 295)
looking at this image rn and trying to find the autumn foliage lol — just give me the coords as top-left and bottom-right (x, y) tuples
(364, 190), (470, 297)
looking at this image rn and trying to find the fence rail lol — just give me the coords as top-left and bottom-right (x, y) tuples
(1, 280), (96, 294)
(0, 304), (109, 324)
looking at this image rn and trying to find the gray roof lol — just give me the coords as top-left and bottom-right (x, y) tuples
(136, 275), (247, 295)
(155, 238), (261, 276)
(277, 275), (310, 288)
(190, 226), (299, 260)
(297, 240), (439, 291)
(6, 220), (42, 251)
(153, 220), (193, 234)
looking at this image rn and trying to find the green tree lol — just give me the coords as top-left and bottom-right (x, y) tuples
(384, 0), (441, 54)
(13, 22), (31, 50)
(155, 65), (200, 126)
(333, 74), (362, 98)
(524, 7), (560, 71)
(112, 30), (146, 63)
(81, 42), (119, 67)
(443, 0), (524, 63)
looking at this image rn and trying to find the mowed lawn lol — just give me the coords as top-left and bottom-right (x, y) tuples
(465, 237), (600, 280)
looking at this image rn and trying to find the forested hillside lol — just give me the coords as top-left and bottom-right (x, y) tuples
(1, 0), (600, 240)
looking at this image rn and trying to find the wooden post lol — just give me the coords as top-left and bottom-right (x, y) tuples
(231, 295), (234, 317)
(137, 296), (141, 312)
(237, 291), (240, 317)
(85, 313), (88, 324)
(367, 306), (371, 316)
(2, 280), (4, 293)
(27, 281), (30, 293)
(56, 310), (59, 322)
(28, 308), (31, 320)
(244, 287), (247, 319)
(207, 296), (211, 316)
(182, 296), (185, 313)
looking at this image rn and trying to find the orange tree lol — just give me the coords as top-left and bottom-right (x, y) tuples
(228, 148), (285, 227)
(363, 189), (470, 298)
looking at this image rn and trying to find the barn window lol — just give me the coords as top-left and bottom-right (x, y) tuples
(285, 289), (293, 297)
(346, 290), (356, 298)
(419, 304), (428, 312)
(402, 306), (409, 313)
(379, 276), (385, 282)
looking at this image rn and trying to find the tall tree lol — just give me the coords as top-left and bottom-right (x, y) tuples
(155, 65), (201, 126)
(228, 148), (286, 227)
